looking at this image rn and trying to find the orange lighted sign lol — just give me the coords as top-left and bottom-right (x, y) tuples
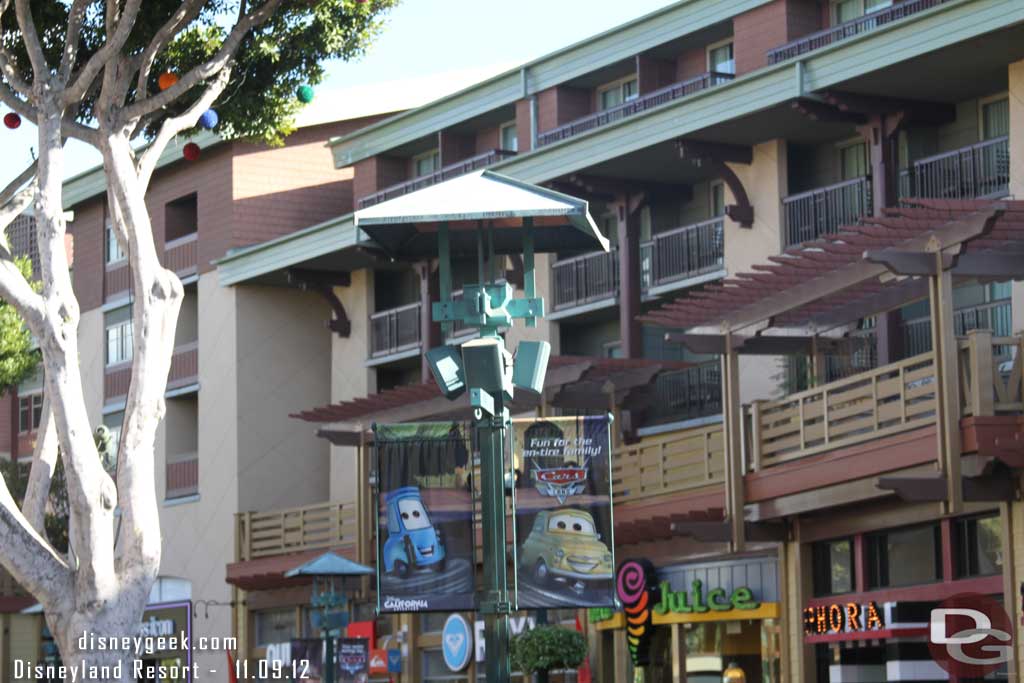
(803, 601), (885, 636)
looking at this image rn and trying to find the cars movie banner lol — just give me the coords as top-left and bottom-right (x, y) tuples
(511, 415), (615, 609)
(374, 422), (475, 612)
(338, 638), (369, 683)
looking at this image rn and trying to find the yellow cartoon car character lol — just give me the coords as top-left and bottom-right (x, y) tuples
(519, 509), (613, 590)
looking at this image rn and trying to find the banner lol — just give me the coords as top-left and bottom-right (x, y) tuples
(511, 415), (615, 608)
(289, 639), (325, 681)
(338, 638), (369, 683)
(375, 422), (476, 612)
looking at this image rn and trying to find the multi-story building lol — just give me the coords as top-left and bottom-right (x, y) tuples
(214, 0), (1024, 682)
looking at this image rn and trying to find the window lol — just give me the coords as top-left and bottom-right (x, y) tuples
(413, 149), (440, 178)
(955, 514), (1003, 578)
(981, 96), (1009, 140)
(164, 193), (198, 242)
(499, 121), (518, 152)
(710, 182), (726, 218)
(597, 75), (639, 111)
(18, 393), (43, 433)
(839, 141), (868, 180)
(419, 613), (448, 634)
(422, 648), (469, 683)
(254, 608), (296, 648)
(833, 0), (891, 23)
(106, 318), (133, 366)
(105, 220), (126, 265)
(812, 538), (854, 596)
(866, 523), (942, 588)
(707, 40), (735, 75)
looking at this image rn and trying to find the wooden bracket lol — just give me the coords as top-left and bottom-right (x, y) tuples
(676, 139), (754, 228)
(286, 268), (352, 337)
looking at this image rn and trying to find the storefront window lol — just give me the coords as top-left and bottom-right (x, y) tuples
(812, 538), (854, 596)
(866, 523), (941, 588)
(423, 648), (469, 682)
(254, 607), (297, 647)
(955, 514), (1003, 578)
(420, 612), (448, 634)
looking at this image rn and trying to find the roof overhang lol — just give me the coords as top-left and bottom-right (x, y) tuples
(354, 170), (608, 259)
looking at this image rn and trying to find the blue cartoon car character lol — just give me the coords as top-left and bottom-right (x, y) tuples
(383, 486), (446, 577)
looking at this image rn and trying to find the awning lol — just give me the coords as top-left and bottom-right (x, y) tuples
(226, 546), (358, 591)
(354, 169), (609, 258)
(292, 355), (695, 433)
(642, 199), (1024, 342)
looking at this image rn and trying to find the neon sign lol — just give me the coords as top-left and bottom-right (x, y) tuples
(804, 601), (885, 636)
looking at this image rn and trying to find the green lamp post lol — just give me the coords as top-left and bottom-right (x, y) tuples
(356, 170), (607, 683)
(285, 551), (374, 683)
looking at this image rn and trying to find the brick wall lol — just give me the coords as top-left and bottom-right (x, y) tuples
(515, 99), (532, 153)
(0, 393), (12, 459)
(476, 125), (500, 154)
(537, 85), (593, 132)
(676, 47), (709, 81)
(439, 130), (477, 165)
(70, 201), (106, 311)
(734, 0), (821, 75)
(637, 55), (678, 94)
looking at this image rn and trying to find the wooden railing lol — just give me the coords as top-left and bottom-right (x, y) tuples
(369, 302), (421, 358)
(611, 421), (725, 503)
(767, 0), (952, 64)
(357, 149), (516, 209)
(902, 136), (1009, 201)
(959, 331), (1024, 417)
(164, 232), (198, 277)
(550, 249), (619, 310)
(536, 72), (734, 147)
(644, 218), (724, 290)
(236, 501), (358, 561)
(749, 352), (938, 468)
(166, 454), (198, 499)
(782, 176), (872, 246)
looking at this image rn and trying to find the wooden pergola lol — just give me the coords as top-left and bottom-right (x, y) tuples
(642, 198), (1024, 549)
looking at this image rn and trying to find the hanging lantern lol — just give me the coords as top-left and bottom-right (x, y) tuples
(722, 663), (746, 683)
(198, 109), (219, 130)
(183, 143), (201, 161)
(3, 112), (21, 129)
(296, 85), (315, 103)
(158, 72), (179, 91)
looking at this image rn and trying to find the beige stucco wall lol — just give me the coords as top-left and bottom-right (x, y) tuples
(1010, 60), (1024, 333)
(330, 268), (375, 504)
(724, 139), (788, 404)
(235, 282), (332, 513)
(505, 253), (560, 355)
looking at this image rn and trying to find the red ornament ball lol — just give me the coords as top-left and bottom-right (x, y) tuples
(158, 72), (179, 91)
(3, 112), (21, 129)
(183, 142), (201, 161)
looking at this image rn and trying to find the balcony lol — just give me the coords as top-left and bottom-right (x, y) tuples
(105, 260), (131, 301)
(235, 501), (358, 561)
(747, 332), (1022, 470)
(901, 299), (1012, 358)
(536, 72), (735, 147)
(357, 149), (516, 209)
(612, 420), (725, 504)
(166, 454), (198, 499)
(782, 176), (872, 247)
(163, 232), (198, 278)
(899, 136), (1009, 202)
(104, 342), (199, 402)
(550, 218), (725, 312)
(369, 302), (421, 360)
(767, 0), (953, 64)
(648, 362), (722, 424)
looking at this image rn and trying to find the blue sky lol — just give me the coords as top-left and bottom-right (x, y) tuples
(1, 0), (677, 188)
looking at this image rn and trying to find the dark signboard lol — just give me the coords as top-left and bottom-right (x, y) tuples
(338, 638), (369, 683)
(511, 415), (615, 609)
(375, 422), (476, 612)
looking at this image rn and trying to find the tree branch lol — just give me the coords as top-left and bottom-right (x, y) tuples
(0, 470), (72, 604)
(137, 67), (232, 188)
(22, 397), (57, 535)
(0, 185), (36, 240)
(64, 0), (144, 105)
(57, 0), (90, 84)
(134, 0), (207, 103)
(0, 161), (36, 208)
(121, 0), (284, 122)
(13, 0), (49, 81)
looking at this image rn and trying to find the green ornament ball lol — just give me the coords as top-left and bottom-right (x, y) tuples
(297, 85), (315, 103)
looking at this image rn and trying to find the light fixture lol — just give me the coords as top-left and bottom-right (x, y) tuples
(512, 340), (550, 395)
(722, 662), (746, 683)
(425, 345), (466, 399)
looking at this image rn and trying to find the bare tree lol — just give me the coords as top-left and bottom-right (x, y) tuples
(0, 1), (394, 678)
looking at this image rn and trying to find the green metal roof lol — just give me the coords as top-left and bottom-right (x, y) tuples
(218, 0), (1004, 286)
(328, 0), (776, 168)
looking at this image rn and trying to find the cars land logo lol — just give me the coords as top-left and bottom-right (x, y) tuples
(340, 652), (366, 674)
(532, 466), (588, 504)
(927, 593), (1012, 678)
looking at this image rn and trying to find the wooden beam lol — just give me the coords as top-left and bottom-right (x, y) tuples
(722, 333), (745, 552)
(931, 251), (963, 514)
(876, 474), (1015, 502)
(676, 139), (753, 165)
(286, 268), (353, 337)
(822, 90), (956, 126)
(791, 98), (867, 125)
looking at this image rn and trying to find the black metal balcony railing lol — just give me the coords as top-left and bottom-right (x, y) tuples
(766, 0), (952, 64)
(536, 72), (735, 147)
(899, 136), (1009, 202)
(902, 299), (1013, 358)
(369, 302), (421, 358)
(551, 249), (620, 311)
(649, 362), (722, 423)
(357, 149), (517, 209)
(782, 176), (872, 247)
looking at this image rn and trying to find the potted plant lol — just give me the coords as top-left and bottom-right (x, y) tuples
(510, 625), (587, 682)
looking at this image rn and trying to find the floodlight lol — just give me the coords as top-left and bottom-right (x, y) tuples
(512, 341), (550, 394)
(461, 337), (512, 396)
(426, 345), (466, 400)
